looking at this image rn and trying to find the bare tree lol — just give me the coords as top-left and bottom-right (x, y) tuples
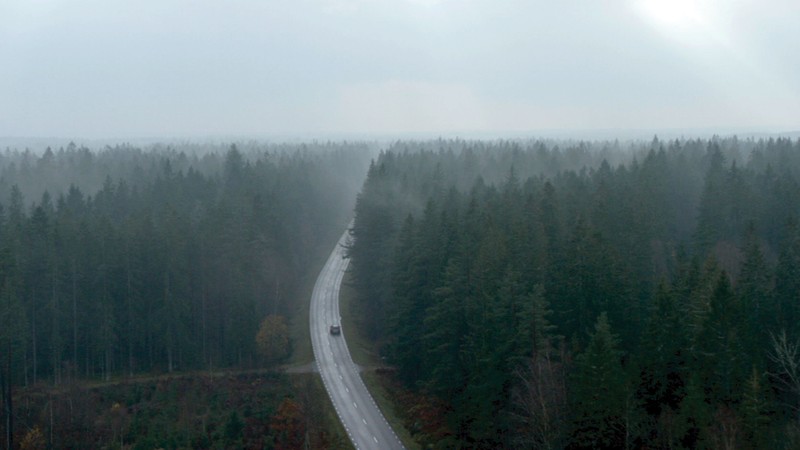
(768, 331), (800, 419)
(708, 406), (740, 450)
(509, 347), (568, 450)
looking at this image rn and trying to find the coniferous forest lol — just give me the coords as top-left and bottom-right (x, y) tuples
(0, 142), (371, 447)
(348, 136), (800, 449)
(5, 0), (798, 448)
(4, 136), (800, 448)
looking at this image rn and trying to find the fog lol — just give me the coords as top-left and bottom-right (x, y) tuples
(2, 0), (799, 139)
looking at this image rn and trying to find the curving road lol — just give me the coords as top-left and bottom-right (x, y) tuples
(310, 229), (405, 450)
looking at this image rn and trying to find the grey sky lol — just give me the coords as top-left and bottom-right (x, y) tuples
(2, 0), (799, 139)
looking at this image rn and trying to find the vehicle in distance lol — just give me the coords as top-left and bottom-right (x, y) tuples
(329, 325), (341, 335)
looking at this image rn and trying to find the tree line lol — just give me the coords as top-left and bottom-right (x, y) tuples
(348, 136), (800, 448)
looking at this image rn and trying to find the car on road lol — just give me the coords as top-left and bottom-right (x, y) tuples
(329, 324), (341, 335)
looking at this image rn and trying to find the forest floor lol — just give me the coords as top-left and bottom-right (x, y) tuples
(9, 370), (352, 449)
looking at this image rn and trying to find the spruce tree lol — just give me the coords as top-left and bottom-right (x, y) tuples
(775, 220), (800, 339)
(570, 312), (628, 449)
(737, 225), (774, 368)
(638, 282), (688, 417)
(696, 271), (746, 404)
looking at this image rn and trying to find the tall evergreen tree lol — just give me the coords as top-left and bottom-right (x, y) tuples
(696, 271), (747, 404)
(694, 143), (727, 253)
(569, 313), (629, 449)
(0, 247), (26, 450)
(775, 220), (800, 339)
(737, 224), (775, 366)
(638, 282), (688, 418)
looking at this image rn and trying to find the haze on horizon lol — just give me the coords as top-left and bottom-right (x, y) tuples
(2, 0), (799, 140)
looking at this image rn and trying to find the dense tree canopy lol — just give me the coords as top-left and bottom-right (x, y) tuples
(5, 136), (800, 448)
(349, 136), (800, 448)
(0, 141), (371, 387)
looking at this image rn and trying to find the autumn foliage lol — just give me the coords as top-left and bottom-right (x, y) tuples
(256, 314), (290, 364)
(270, 397), (305, 450)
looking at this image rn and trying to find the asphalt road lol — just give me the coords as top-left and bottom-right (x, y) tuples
(310, 229), (405, 450)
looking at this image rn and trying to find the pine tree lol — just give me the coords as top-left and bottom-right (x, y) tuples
(775, 220), (800, 339)
(696, 271), (746, 404)
(559, 219), (633, 348)
(674, 375), (712, 449)
(638, 282), (688, 417)
(569, 312), (629, 449)
(739, 367), (772, 448)
(737, 224), (774, 368)
(348, 161), (397, 339)
(529, 284), (556, 357)
(388, 214), (425, 384)
(694, 142), (726, 253)
(0, 239), (27, 450)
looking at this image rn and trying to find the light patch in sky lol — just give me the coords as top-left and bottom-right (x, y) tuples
(637, 0), (704, 29)
(632, 0), (729, 49)
(1, 0), (798, 138)
(631, 0), (800, 130)
(405, 0), (445, 7)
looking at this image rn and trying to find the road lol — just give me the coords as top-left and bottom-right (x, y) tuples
(310, 229), (405, 450)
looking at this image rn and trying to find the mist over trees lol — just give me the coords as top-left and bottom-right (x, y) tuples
(348, 136), (800, 448)
(0, 141), (371, 407)
(4, 136), (800, 448)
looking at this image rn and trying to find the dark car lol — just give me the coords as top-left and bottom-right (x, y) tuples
(329, 325), (341, 335)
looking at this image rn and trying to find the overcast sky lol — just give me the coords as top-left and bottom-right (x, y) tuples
(1, 0), (799, 139)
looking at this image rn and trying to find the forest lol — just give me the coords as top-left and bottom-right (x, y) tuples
(348, 136), (800, 449)
(4, 136), (800, 449)
(0, 141), (371, 448)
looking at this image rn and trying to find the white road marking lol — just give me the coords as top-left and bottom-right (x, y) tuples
(310, 228), (405, 450)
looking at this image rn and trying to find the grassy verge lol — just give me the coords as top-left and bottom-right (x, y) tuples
(339, 272), (375, 367)
(361, 371), (422, 450)
(340, 271), (422, 450)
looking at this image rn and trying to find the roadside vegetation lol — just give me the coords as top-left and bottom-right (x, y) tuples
(339, 271), (421, 449)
